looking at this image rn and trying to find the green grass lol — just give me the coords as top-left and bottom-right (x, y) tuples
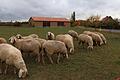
(0, 26), (120, 80)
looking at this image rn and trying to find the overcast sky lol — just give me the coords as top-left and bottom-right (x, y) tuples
(0, 0), (120, 21)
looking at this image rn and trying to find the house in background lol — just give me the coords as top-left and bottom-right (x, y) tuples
(29, 17), (70, 27)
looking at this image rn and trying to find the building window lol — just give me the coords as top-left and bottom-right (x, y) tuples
(57, 22), (64, 26)
(43, 21), (50, 27)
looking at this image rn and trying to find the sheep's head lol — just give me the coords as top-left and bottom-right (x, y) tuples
(18, 68), (28, 78)
(47, 32), (54, 40)
(70, 48), (74, 54)
(104, 40), (106, 44)
(9, 36), (17, 44)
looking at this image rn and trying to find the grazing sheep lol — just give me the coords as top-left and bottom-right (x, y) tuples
(0, 37), (7, 44)
(35, 38), (46, 47)
(56, 34), (74, 54)
(68, 30), (79, 40)
(78, 34), (93, 50)
(94, 32), (107, 44)
(9, 36), (41, 62)
(29, 34), (39, 38)
(16, 34), (46, 47)
(42, 40), (68, 64)
(46, 32), (55, 40)
(0, 43), (28, 78)
(83, 31), (103, 46)
(16, 34), (39, 39)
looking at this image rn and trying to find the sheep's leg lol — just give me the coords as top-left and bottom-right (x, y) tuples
(13, 67), (17, 74)
(41, 53), (45, 64)
(82, 42), (85, 48)
(78, 41), (81, 45)
(37, 53), (41, 63)
(0, 60), (2, 74)
(57, 53), (60, 64)
(4, 64), (8, 74)
(47, 54), (53, 64)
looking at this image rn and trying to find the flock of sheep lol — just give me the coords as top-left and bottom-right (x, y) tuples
(0, 30), (107, 78)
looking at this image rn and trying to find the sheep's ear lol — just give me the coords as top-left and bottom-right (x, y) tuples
(16, 34), (22, 39)
(8, 38), (11, 42)
(9, 37), (15, 44)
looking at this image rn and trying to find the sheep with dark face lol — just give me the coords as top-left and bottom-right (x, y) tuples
(46, 32), (55, 40)
(0, 43), (28, 78)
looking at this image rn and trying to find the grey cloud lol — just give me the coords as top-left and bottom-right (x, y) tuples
(0, 0), (120, 21)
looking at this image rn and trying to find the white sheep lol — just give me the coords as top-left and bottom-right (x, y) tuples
(9, 36), (41, 62)
(42, 40), (68, 64)
(56, 34), (74, 54)
(83, 31), (103, 46)
(78, 34), (93, 50)
(68, 30), (79, 40)
(16, 34), (39, 39)
(35, 38), (46, 47)
(16, 34), (46, 47)
(46, 32), (55, 40)
(94, 32), (107, 44)
(0, 43), (28, 78)
(0, 37), (7, 44)
(29, 34), (39, 38)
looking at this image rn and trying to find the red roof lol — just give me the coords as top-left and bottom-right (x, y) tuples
(30, 17), (69, 22)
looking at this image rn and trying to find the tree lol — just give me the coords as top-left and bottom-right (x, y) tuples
(86, 15), (101, 29)
(70, 11), (76, 27)
(72, 11), (75, 21)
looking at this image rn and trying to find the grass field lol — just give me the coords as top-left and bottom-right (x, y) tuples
(0, 26), (120, 80)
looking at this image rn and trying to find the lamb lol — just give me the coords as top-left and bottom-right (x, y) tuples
(0, 43), (28, 78)
(0, 37), (7, 44)
(83, 31), (103, 46)
(68, 30), (79, 40)
(9, 36), (41, 62)
(78, 34), (93, 50)
(46, 32), (55, 40)
(56, 34), (74, 54)
(94, 32), (107, 44)
(42, 40), (68, 64)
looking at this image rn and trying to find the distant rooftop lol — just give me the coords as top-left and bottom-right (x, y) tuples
(30, 17), (69, 22)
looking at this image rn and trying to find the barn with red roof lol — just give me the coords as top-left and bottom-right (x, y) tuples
(29, 17), (70, 27)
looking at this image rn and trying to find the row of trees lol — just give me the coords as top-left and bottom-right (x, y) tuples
(0, 21), (28, 27)
(70, 12), (120, 29)
(85, 15), (120, 29)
